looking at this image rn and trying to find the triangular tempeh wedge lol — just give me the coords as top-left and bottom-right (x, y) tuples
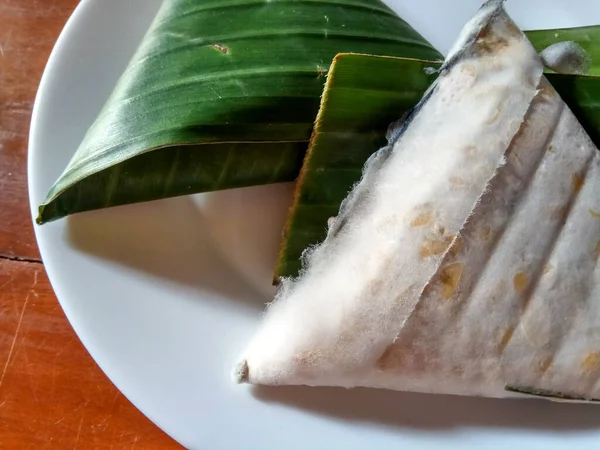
(236, 0), (600, 402)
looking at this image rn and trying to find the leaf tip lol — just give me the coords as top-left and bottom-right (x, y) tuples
(35, 204), (48, 226)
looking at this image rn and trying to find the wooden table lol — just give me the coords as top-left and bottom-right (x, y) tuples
(0, 1), (181, 448)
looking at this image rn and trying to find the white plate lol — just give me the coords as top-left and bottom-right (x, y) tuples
(28, 0), (600, 448)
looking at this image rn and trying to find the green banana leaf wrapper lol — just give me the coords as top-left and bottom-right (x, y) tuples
(275, 52), (600, 279)
(36, 0), (442, 224)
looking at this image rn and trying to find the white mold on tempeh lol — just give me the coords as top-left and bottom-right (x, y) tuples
(236, 1), (600, 402)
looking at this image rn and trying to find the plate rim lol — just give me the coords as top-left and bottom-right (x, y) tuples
(25, 1), (600, 448)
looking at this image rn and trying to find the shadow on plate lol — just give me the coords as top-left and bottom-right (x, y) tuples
(254, 384), (600, 431)
(66, 187), (598, 432)
(66, 194), (266, 309)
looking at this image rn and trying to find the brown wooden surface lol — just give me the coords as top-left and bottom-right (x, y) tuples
(0, 1), (181, 448)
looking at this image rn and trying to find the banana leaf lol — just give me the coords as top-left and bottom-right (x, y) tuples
(274, 53), (600, 280)
(36, 0), (442, 224)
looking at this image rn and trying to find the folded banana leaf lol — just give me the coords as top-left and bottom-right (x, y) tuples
(275, 54), (438, 278)
(36, 0), (442, 224)
(275, 53), (600, 280)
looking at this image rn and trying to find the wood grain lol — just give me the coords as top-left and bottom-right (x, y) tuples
(0, 1), (181, 448)
(0, 0), (68, 261)
(0, 260), (179, 448)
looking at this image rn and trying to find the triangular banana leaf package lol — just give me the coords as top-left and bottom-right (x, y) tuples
(236, 0), (600, 402)
(35, 0), (442, 224)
